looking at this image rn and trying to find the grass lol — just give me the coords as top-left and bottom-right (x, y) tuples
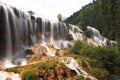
(21, 70), (38, 80)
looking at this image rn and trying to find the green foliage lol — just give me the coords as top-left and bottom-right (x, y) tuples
(72, 40), (95, 56)
(91, 68), (109, 79)
(28, 10), (35, 16)
(58, 62), (65, 67)
(37, 62), (46, 69)
(57, 13), (62, 21)
(72, 40), (86, 54)
(94, 46), (120, 73)
(6, 68), (19, 73)
(47, 61), (57, 69)
(65, 0), (120, 48)
(21, 70), (38, 80)
(76, 75), (84, 80)
(72, 40), (120, 75)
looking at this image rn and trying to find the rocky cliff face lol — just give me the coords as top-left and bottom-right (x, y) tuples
(38, 65), (76, 80)
(23, 43), (97, 80)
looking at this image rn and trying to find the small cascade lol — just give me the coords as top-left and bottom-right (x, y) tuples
(87, 26), (103, 46)
(0, 71), (20, 80)
(61, 57), (97, 80)
(62, 57), (81, 75)
(4, 58), (27, 68)
(50, 21), (69, 49)
(69, 24), (84, 40)
(41, 43), (56, 56)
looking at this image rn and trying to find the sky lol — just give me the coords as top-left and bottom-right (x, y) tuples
(1, 0), (93, 20)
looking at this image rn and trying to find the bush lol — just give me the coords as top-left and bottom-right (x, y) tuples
(76, 75), (84, 80)
(91, 68), (109, 79)
(59, 62), (65, 67)
(21, 70), (38, 80)
(6, 68), (19, 73)
(72, 40), (95, 56)
(94, 46), (120, 73)
(72, 40), (84, 54)
(37, 62), (46, 69)
(72, 40), (120, 75)
(47, 61), (57, 69)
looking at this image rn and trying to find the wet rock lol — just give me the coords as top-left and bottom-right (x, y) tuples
(13, 7), (20, 17)
(5, 77), (12, 80)
(38, 66), (74, 80)
(69, 34), (74, 41)
(56, 49), (64, 56)
(68, 43), (72, 48)
(25, 49), (34, 60)
(12, 60), (21, 66)
(25, 49), (34, 54)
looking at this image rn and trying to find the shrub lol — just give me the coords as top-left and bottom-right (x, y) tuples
(94, 46), (120, 73)
(91, 68), (109, 79)
(76, 75), (84, 80)
(47, 61), (57, 69)
(59, 62), (65, 67)
(6, 68), (19, 73)
(72, 40), (95, 56)
(21, 70), (38, 80)
(37, 62), (46, 69)
(72, 40), (84, 54)
(72, 40), (120, 75)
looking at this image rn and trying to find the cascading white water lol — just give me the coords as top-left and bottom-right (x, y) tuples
(62, 57), (81, 75)
(87, 26), (104, 46)
(50, 21), (69, 49)
(0, 3), (117, 68)
(42, 43), (56, 56)
(0, 71), (20, 80)
(0, 3), (117, 80)
(86, 26), (117, 46)
(69, 24), (84, 40)
(61, 57), (97, 80)
(0, 4), (35, 68)
(4, 58), (27, 68)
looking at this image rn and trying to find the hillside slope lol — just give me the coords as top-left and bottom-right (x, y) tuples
(65, 0), (120, 46)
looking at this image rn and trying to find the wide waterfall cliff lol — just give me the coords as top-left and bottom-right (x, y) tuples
(0, 3), (117, 68)
(0, 3), (117, 80)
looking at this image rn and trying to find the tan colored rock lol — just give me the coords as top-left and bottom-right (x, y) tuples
(5, 77), (12, 80)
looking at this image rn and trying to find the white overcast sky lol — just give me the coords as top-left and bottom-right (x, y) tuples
(1, 0), (93, 20)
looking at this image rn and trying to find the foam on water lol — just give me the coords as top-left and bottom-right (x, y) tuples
(0, 71), (20, 80)
(4, 58), (27, 68)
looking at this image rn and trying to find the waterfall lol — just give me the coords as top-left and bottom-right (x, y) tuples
(0, 4), (35, 67)
(0, 3), (118, 80)
(61, 57), (97, 80)
(69, 24), (84, 40)
(0, 3), (117, 68)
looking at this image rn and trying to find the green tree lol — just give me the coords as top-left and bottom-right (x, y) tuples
(65, 0), (120, 50)
(57, 13), (62, 21)
(28, 10), (35, 16)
